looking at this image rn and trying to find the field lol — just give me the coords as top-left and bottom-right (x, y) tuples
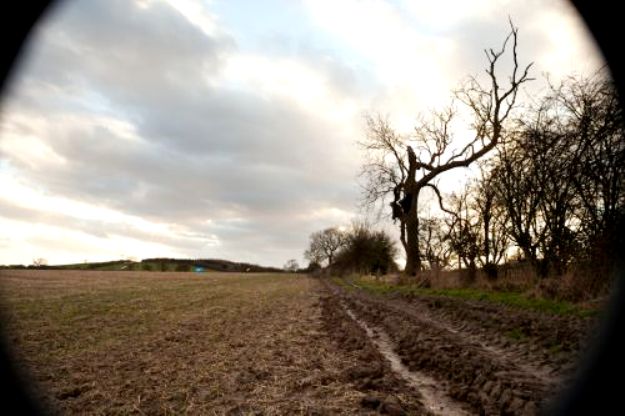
(0, 270), (600, 415)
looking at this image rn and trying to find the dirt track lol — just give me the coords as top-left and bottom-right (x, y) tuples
(320, 279), (597, 415)
(1, 271), (597, 415)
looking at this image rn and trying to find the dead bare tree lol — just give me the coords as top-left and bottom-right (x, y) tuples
(360, 20), (533, 276)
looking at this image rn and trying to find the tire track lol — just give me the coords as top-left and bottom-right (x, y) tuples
(356, 293), (560, 387)
(341, 301), (473, 416)
(326, 281), (559, 414)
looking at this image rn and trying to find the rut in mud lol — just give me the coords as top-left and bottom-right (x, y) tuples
(320, 279), (596, 415)
(342, 305), (472, 416)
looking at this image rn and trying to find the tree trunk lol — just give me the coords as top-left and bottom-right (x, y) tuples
(399, 220), (408, 254)
(483, 211), (491, 265)
(404, 188), (421, 276)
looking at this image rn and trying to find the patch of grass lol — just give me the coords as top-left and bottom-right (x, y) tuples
(347, 277), (598, 317)
(548, 343), (564, 355)
(331, 277), (363, 292)
(504, 328), (528, 341)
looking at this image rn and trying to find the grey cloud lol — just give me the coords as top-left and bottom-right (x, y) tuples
(13, 0), (360, 167)
(5, 105), (358, 219)
(0, 0), (393, 266)
(0, 198), (218, 253)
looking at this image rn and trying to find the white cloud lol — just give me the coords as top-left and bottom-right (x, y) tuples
(0, 129), (67, 169)
(529, 8), (602, 79)
(0, 216), (189, 265)
(160, 0), (220, 37)
(218, 53), (361, 124)
(401, 0), (505, 29)
(0, 169), (220, 264)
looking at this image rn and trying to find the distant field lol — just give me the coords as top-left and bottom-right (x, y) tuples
(0, 270), (384, 414)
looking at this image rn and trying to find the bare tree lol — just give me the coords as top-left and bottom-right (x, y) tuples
(303, 227), (346, 267)
(419, 216), (453, 271)
(473, 169), (510, 270)
(32, 258), (48, 267)
(360, 20), (533, 276)
(487, 70), (622, 279)
(445, 187), (480, 280)
(283, 259), (299, 272)
(553, 72), (625, 270)
(490, 132), (547, 273)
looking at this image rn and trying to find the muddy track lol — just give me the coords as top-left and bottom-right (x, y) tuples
(389, 292), (594, 376)
(318, 290), (435, 415)
(319, 280), (596, 415)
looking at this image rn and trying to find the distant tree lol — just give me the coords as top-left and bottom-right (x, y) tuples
(473, 171), (509, 272)
(32, 258), (48, 267)
(304, 227), (346, 267)
(443, 177), (509, 280)
(142, 262), (155, 272)
(283, 259), (299, 272)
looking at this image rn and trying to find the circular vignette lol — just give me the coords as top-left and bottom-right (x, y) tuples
(540, 1), (625, 415)
(0, 1), (623, 415)
(1, 2), (58, 414)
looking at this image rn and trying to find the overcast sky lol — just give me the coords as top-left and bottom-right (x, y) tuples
(0, 0), (604, 267)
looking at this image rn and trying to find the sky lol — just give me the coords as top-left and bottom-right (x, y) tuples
(0, 0), (604, 267)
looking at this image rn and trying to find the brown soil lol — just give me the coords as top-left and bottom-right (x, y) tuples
(0, 270), (598, 415)
(319, 293), (432, 415)
(0, 270), (431, 415)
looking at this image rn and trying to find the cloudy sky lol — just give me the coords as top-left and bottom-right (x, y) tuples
(0, 0), (603, 267)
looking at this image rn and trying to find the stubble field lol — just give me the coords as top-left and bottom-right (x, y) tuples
(0, 270), (598, 415)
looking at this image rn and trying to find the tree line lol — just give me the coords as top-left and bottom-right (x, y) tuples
(303, 21), (624, 297)
(436, 71), (624, 290)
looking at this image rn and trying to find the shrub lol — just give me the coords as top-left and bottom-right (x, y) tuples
(331, 222), (398, 276)
(483, 263), (498, 281)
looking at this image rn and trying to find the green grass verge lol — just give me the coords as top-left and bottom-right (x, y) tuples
(335, 277), (598, 317)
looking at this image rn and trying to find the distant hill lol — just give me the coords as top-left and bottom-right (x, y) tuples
(1, 258), (284, 273)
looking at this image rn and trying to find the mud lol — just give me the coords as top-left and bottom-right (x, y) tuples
(318, 293), (433, 415)
(343, 305), (472, 416)
(319, 280), (598, 415)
